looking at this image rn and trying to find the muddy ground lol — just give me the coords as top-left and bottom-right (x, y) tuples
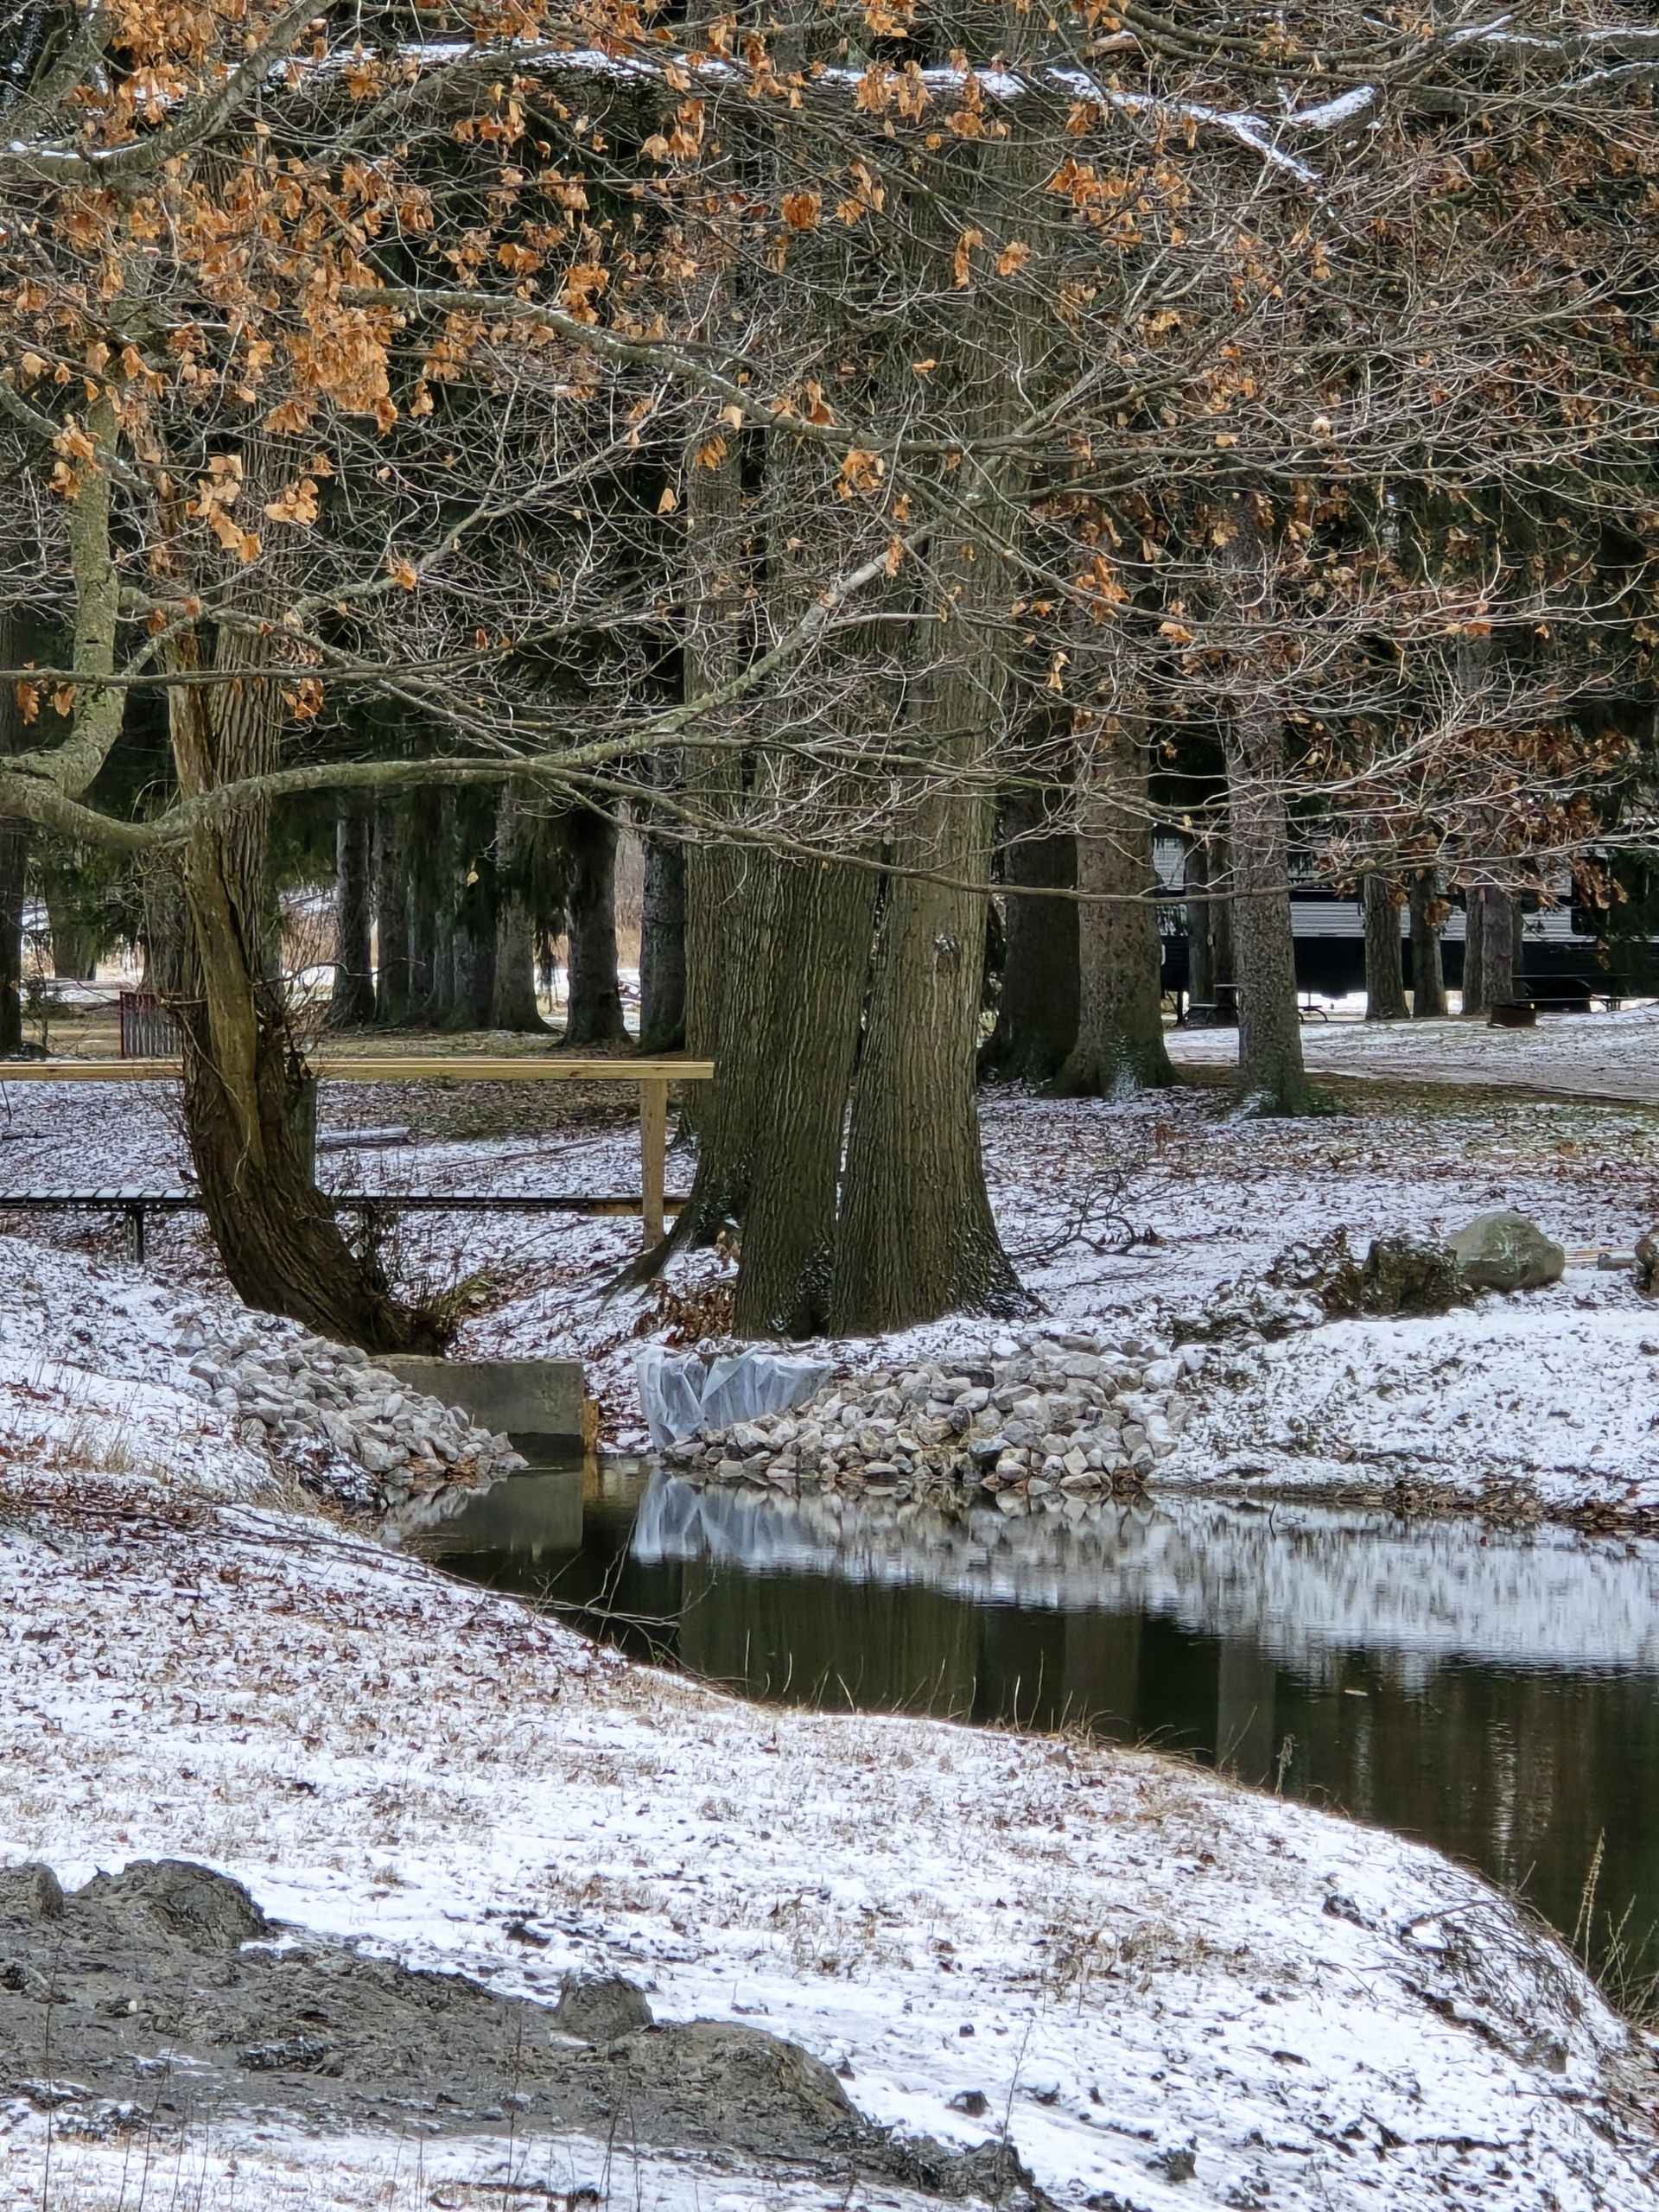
(0, 1859), (1029, 2201)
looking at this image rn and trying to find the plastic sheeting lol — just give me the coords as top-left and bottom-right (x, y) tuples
(636, 1344), (831, 1450)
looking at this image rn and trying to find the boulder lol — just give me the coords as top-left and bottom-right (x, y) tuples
(1360, 1230), (1465, 1315)
(1636, 1230), (1657, 1295)
(1448, 1210), (1565, 1293)
(553, 1969), (654, 2044)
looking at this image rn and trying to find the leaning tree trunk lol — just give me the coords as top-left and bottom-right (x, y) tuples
(1363, 874), (1408, 1020)
(1408, 869), (1448, 1016)
(979, 780), (1077, 1083)
(563, 805), (627, 1046)
(166, 628), (439, 1351)
(489, 790), (548, 1033)
(328, 804), (376, 1026)
(1058, 718), (1174, 1095)
(372, 803), (411, 1024)
(0, 607), (29, 1053)
(638, 832), (687, 1052)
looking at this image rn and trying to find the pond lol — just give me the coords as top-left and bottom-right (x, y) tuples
(407, 1457), (1659, 1980)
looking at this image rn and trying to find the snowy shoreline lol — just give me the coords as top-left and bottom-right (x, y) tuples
(0, 1457), (1656, 2212)
(0, 1185), (1657, 2202)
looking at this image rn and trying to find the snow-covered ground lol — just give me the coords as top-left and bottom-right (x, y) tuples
(1170, 1001), (1659, 1105)
(3, 1041), (1656, 1521)
(0, 1448), (1656, 2212)
(2, 1057), (1658, 2205)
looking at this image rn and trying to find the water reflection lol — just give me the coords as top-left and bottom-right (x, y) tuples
(412, 1464), (1659, 1964)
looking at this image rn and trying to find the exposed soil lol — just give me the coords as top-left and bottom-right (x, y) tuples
(0, 1859), (1031, 2201)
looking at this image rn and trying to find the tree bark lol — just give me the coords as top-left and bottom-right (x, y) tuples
(563, 804), (627, 1046)
(1408, 869), (1448, 1017)
(43, 888), (99, 981)
(679, 361), (749, 1146)
(731, 860), (875, 1338)
(639, 831), (688, 1052)
(166, 626), (439, 1351)
(1461, 888), (1486, 1016)
(0, 607), (29, 1054)
(830, 555), (1025, 1332)
(1224, 719), (1307, 1109)
(0, 818), (22, 1053)
(442, 790), (497, 1029)
(1184, 836), (1214, 1008)
(1218, 502), (1311, 1113)
(1058, 719), (1174, 1095)
(1480, 884), (1517, 1008)
(372, 803), (411, 1024)
(1363, 874), (1408, 1020)
(404, 802), (436, 1020)
(329, 804), (376, 1026)
(979, 784), (1077, 1083)
(489, 790), (548, 1032)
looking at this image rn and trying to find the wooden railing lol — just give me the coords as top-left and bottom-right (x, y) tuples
(0, 1055), (713, 1245)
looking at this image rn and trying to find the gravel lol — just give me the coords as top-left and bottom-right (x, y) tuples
(664, 1324), (1210, 1506)
(173, 1314), (523, 1512)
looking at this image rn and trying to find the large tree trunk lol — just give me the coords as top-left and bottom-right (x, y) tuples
(489, 791), (548, 1033)
(451, 791), (504, 1030)
(1224, 716), (1307, 1110)
(328, 804), (376, 1026)
(44, 889), (98, 982)
(1461, 888), (1486, 1015)
(0, 820), (22, 1053)
(1363, 874), (1408, 1020)
(639, 832), (688, 1052)
(372, 803), (411, 1025)
(1408, 869), (1448, 1016)
(1480, 884), (1517, 1009)
(166, 629), (438, 1351)
(1218, 503), (1311, 1114)
(563, 805), (626, 1046)
(403, 790), (442, 1020)
(1058, 719), (1174, 1095)
(0, 608), (29, 1054)
(731, 861), (875, 1338)
(679, 357), (750, 1149)
(830, 550), (1025, 1333)
(669, 851), (790, 1250)
(1184, 836), (1214, 1008)
(979, 783), (1077, 1083)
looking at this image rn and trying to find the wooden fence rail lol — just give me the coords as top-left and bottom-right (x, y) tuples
(0, 1056), (713, 1246)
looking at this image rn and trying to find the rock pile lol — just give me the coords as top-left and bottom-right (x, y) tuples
(175, 1319), (522, 1511)
(664, 1329), (1205, 1501)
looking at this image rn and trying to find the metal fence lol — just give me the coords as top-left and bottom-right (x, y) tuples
(118, 990), (181, 1059)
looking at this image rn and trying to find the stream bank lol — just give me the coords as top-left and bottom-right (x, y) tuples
(3, 1455), (1656, 2212)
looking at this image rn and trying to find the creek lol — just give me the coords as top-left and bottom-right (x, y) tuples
(410, 1459), (1659, 1978)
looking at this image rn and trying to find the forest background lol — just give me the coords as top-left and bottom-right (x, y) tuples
(0, 0), (1656, 1352)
